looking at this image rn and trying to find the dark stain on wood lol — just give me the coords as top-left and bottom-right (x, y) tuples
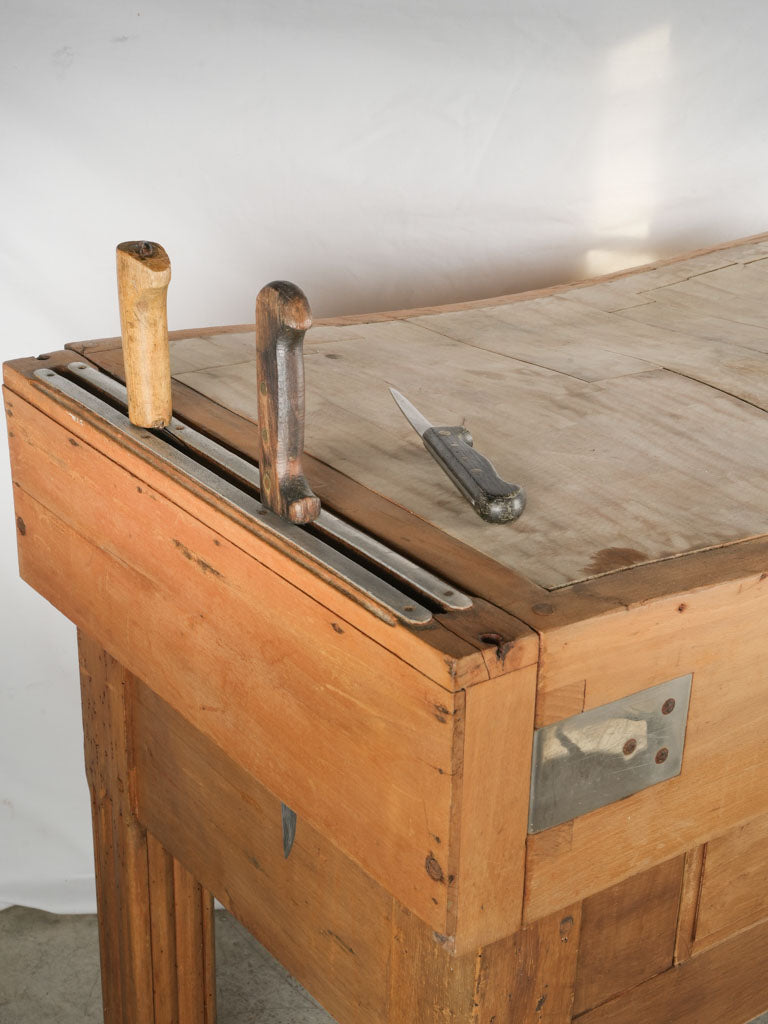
(425, 854), (444, 882)
(322, 929), (357, 957)
(531, 603), (554, 616)
(68, 437), (79, 447)
(433, 702), (451, 723)
(584, 547), (649, 576)
(172, 538), (222, 578)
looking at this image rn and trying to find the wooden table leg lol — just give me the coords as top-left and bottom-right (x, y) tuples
(78, 630), (216, 1024)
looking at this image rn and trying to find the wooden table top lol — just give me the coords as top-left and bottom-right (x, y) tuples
(76, 234), (768, 591)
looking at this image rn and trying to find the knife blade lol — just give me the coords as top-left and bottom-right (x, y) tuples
(390, 388), (526, 524)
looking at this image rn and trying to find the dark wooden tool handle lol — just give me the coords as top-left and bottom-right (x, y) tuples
(255, 281), (321, 525)
(423, 425), (526, 524)
(116, 241), (172, 428)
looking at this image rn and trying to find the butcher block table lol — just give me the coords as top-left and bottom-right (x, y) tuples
(6, 233), (768, 1024)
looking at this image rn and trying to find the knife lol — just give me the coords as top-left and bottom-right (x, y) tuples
(390, 388), (526, 524)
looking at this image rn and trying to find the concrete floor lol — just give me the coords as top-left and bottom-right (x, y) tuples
(0, 905), (334, 1023)
(1, 904), (767, 1023)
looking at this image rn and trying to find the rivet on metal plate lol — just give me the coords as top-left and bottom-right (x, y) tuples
(528, 674), (693, 834)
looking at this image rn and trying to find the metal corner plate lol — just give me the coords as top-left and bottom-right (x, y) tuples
(528, 674), (692, 834)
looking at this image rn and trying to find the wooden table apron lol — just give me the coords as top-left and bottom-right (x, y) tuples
(5, 234), (768, 1024)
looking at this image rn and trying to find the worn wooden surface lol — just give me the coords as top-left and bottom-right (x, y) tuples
(526, 575), (768, 922)
(254, 280), (320, 524)
(136, 670), (584, 1024)
(115, 241), (172, 428)
(52, 341), (768, 641)
(8, 402), (459, 935)
(692, 811), (768, 954)
(6, 381), (543, 951)
(454, 665), (537, 949)
(576, 916), (768, 1024)
(571, 857), (684, 1016)
(87, 234), (768, 590)
(78, 632), (216, 1024)
(8, 234), (768, 1023)
(4, 354), (539, 691)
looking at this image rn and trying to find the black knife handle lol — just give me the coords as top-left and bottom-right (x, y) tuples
(422, 425), (526, 524)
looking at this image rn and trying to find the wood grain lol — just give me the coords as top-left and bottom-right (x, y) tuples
(575, 914), (768, 1024)
(388, 906), (477, 1023)
(66, 343), (768, 642)
(8, 394), (474, 934)
(388, 902), (581, 1024)
(116, 241), (172, 428)
(453, 665), (537, 952)
(149, 236), (768, 591)
(173, 859), (207, 1024)
(572, 856), (685, 1015)
(133, 676), (392, 1024)
(175, 341), (768, 590)
(473, 905), (582, 1023)
(79, 632), (155, 1023)
(525, 571), (768, 922)
(11, 474), (457, 937)
(4, 362), (517, 693)
(146, 834), (180, 1024)
(694, 811), (768, 952)
(674, 844), (705, 964)
(255, 280), (320, 524)
(78, 633), (216, 1024)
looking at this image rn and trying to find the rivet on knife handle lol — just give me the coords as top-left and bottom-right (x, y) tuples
(256, 281), (321, 525)
(116, 240), (172, 428)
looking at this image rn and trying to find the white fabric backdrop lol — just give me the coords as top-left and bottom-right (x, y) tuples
(3, 0), (768, 913)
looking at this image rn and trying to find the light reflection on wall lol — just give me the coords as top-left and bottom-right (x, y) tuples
(585, 24), (672, 278)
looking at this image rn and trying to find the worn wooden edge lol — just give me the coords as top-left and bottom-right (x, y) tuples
(14, 475), (458, 933)
(4, 356), (526, 693)
(9, 345), (768, 713)
(674, 845), (706, 964)
(47, 347), (768, 641)
(64, 230), (768, 353)
(451, 664), (538, 953)
(5, 349), (541, 684)
(9, 348), (768, 653)
(60, 351), (768, 622)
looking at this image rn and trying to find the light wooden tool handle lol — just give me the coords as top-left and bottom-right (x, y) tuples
(116, 240), (172, 428)
(255, 280), (321, 525)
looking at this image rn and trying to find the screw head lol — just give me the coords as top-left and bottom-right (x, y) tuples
(662, 698), (676, 715)
(623, 738), (637, 756)
(655, 747), (669, 764)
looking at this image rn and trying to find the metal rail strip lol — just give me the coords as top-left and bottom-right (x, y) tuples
(36, 365), (473, 626)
